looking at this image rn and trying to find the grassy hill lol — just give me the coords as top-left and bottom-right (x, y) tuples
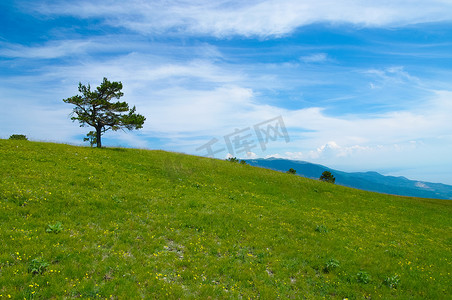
(0, 140), (451, 299)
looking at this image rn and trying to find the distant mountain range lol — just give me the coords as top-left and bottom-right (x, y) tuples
(247, 158), (452, 200)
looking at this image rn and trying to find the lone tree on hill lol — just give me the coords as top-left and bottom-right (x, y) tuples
(320, 171), (335, 184)
(63, 77), (146, 148)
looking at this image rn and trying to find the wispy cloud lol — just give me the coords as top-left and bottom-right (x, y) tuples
(0, 40), (94, 59)
(300, 53), (329, 63)
(27, 0), (452, 37)
(364, 66), (421, 86)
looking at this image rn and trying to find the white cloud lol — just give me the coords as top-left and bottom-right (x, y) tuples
(246, 152), (258, 159)
(308, 142), (370, 159)
(265, 153), (286, 159)
(0, 40), (94, 59)
(283, 89), (452, 148)
(364, 66), (421, 87)
(145, 85), (257, 135)
(265, 142), (374, 161)
(29, 0), (452, 38)
(300, 53), (329, 63)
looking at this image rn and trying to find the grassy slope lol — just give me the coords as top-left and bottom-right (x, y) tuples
(0, 140), (451, 299)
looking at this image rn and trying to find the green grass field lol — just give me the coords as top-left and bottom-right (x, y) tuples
(0, 140), (451, 299)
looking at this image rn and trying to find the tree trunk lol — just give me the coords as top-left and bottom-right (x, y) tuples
(96, 127), (102, 148)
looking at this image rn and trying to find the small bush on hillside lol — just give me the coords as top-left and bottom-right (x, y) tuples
(320, 171), (335, 183)
(9, 134), (28, 140)
(227, 157), (240, 163)
(227, 157), (247, 165)
(286, 168), (296, 174)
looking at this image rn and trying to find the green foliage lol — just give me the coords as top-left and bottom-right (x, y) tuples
(315, 224), (328, 233)
(356, 271), (371, 284)
(46, 222), (63, 234)
(384, 274), (400, 289)
(319, 171), (335, 183)
(324, 258), (340, 273)
(83, 131), (97, 148)
(9, 134), (28, 140)
(28, 258), (49, 275)
(227, 157), (247, 165)
(0, 140), (451, 299)
(226, 157), (239, 163)
(286, 168), (296, 174)
(63, 77), (146, 148)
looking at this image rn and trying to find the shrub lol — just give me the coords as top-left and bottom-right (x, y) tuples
(320, 171), (335, 183)
(315, 224), (328, 233)
(384, 274), (400, 289)
(356, 271), (371, 284)
(324, 258), (340, 273)
(28, 258), (49, 275)
(286, 168), (296, 174)
(227, 157), (247, 165)
(226, 157), (240, 163)
(9, 134), (28, 140)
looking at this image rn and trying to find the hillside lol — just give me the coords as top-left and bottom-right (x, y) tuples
(0, 140), (451, 299)
(247, 158), (452, 200)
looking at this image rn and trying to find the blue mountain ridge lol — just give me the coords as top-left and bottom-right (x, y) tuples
(246, 158), (452, 200)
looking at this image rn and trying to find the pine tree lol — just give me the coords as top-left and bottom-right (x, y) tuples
(63, 78), (146, 147)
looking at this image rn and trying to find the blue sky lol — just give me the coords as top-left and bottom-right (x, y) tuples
(1, 0), (452, 184)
